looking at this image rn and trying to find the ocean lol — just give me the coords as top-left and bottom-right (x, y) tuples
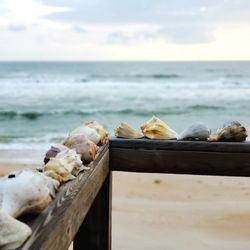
(0, 61), (250, 150)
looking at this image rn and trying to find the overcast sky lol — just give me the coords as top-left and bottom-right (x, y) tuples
(0, 0), (250, 61)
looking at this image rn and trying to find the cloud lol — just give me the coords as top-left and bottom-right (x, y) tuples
(7, 24), (26, 32)
(105, 22), (216, 45)
(38, 0), (250, 24)
(0, 0), (69, 28)
(106, 32), (130, 44)
(72, 25), (86, 33)
(36, 0), (250, 44)
(1, 0), (250, 61)
(38, 0), (209, 24)
(154, 24), (215, 44)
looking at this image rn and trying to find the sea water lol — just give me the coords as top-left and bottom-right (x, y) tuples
(0, 61), (249, 149)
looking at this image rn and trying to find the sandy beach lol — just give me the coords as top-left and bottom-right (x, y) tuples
(1, 150), (250, 250)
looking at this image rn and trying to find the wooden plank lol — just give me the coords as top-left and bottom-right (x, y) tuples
(110, 148), (250, 177)
(19, 144), (109, 250)
(110, 138), (250, 153)
(74, 172), (112, 250)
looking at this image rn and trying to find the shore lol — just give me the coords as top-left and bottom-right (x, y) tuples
(1, 150), (250, 249)
(0, 149), (44, 175)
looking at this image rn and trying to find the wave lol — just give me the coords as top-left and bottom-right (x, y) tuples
(0, 105), (227, 121)
(0, 133), (66, 149)
(0, 108), (186, 120)
(0, 111), (44, 120)
(133, 74), (181, 79)
(225, 73), (242, 78)
(188, 105), (226, 111)
(89, 73), (181, 80)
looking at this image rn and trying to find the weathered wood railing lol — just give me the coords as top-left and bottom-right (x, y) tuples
(110, 138), (250, 176)
(19, 143), (110, 250)
(19, 138), (250, 250)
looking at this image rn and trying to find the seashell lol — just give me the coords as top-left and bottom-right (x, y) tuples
(64, 134), (98, 163)
(44, 149), (88, 184)
(114, 122), (143, 139)
(208, 121), (248, 142)
(0, 211), (32, 250)
(0, 169), (59, 218)
(177, 123), (209, 141)
(70, 126), (101, 145)
(84, 121), (109, 145)
(140, 116), (178, 140)
(43, 144), (68, 164)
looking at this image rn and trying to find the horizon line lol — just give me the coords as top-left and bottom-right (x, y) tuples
(0, 59), (250, 63)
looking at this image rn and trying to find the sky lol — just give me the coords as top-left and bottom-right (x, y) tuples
(0, 0), (250, 61)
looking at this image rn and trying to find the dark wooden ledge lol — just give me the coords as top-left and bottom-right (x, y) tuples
(109, 138), (250, 153)
(109, 138), (250, 177)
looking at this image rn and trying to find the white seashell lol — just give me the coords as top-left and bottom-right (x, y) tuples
(0, 211), (32, 250)
(140, 116), (178, 140)
(177, 123), (209, 141)
(84, 121), (108, 145)
(114, 122), (143, 139)
(44, 149), (87, 184)
(208, 121), (247, 142)
(64, 134), (98, 163)
(0, 169), (59, 218)
(70, 126), (101, 145)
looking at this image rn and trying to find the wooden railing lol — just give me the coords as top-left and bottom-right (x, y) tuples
(19, 138), (250, 250)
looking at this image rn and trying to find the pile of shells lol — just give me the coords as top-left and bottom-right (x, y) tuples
(0, 121), (109, 249)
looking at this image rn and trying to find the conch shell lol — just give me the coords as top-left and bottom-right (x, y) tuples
(0, 211), (32, 250)
(70, 121), (108, 146)
(70, 126), (101, 145)
(64, 134), (98, 163)
(84, 121), (108, 145)
(208, 121), (247, 142)
(0, 169), (59, 218)
(44, 149), (87, 184)
(115, 122), (143, 139)
(140, 116), (178, 140)
(43, 144), (68, 164)
(178, 123), (209, 141)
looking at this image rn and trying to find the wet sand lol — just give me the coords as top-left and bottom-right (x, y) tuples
(0, 150), (44, 175)
(1, 150), (250, 250)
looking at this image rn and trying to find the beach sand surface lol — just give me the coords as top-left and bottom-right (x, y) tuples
(1, 149), (250, 250)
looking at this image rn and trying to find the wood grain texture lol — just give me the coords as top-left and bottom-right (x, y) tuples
(110, 139), (250, 177)
(19, 143), (109, 250)
(110, 137), (250, 153)
(74, 172), (112, 250)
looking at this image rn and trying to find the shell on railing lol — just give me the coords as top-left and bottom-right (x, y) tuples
(84, 121), (109, 145)
(43, 144), (68, 164)
(115, 122), (143, 139)
(177, 123), (209, 141)
(44, 149), (88, 184)
(63, 134), (98, 163)
(0, 169), (59, 218)
(0, 211), (32, 250)
(70, 121), (108, 146)
(70, 126), (101, 145)
(208, 121), (247, 142)
(140, 116), (178, 140)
